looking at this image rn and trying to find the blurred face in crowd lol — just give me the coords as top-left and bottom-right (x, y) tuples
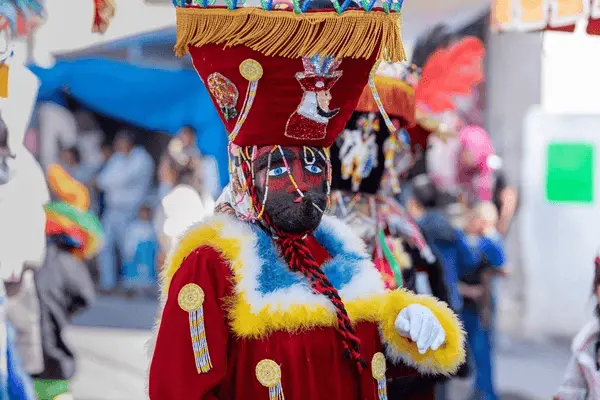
(114, 135), (134, 155)
(101, 144), (112, 161)
(252, 146), (328, 234)
(178, 127), (196, 148)
(139, 206), (152, 222)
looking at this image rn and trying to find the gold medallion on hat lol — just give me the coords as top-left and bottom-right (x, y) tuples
(240, 59), (264, 82)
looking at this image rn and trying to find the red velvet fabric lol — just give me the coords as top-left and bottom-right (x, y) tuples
(150, 239), (393, 400)
(189, 44), (376, 148)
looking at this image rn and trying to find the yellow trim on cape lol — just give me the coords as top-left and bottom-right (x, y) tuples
(379, 289), (466, 375)
(162, 217), (465, 375)
(175, 7), (405, 62)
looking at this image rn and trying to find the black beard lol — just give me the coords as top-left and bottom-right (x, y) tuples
(262, 192), (327, 234)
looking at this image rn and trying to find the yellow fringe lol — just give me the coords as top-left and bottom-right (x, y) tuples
(175, 7), (405, 61)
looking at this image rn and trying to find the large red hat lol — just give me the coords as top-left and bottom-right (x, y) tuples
(175, 4), (405, 148)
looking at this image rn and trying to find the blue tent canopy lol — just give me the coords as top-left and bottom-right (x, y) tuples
(29, 58), (229, 187)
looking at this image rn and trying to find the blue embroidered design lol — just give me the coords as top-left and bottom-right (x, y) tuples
(254, 220), (368, 295)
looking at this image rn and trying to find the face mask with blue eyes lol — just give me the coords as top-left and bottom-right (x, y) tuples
(254, 146), (329, 234)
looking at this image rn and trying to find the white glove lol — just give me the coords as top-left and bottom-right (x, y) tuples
(395, 304), (446, 354)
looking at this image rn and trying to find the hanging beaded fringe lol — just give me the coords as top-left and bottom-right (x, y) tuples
(178, 283), (212, 373)
(376, 376), (387, 400)
(175, 7), (404, 62)
(189, 306), (212, 373)
(368, 76), (397, 133)
(268, 385), (285, 400)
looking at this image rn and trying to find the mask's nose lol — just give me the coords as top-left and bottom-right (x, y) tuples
(287, 182), (309, 194)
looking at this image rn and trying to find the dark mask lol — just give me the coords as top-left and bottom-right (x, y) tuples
(253, 146), (328, 234)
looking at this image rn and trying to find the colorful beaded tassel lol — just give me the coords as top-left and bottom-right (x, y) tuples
(178, 283), (212, 373)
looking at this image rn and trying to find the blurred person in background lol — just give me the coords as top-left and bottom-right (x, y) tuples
(554, 254), (600, 399)
(406, 174), (477, 312)
(95, 141), (113, 218)
(95, 130), (154, 294)
(456, 125), (495, 207)
(405, 175), (476, 399)
(122, 203), (158, 297)
(170, 125), (221, 199)
(31, 164), (102, 400)
(490, 160), (518, 237)
(58, 146), (94, 187)
(154, 155), (213, 268)
(460, 202), (507, 400)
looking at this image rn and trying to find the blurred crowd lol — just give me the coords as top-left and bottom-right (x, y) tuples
(56, 123), (218, 297)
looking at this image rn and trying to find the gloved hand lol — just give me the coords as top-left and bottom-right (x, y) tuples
(395, 304), (446, 354)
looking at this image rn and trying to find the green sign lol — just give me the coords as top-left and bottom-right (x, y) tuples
(546, 142), (594, 203)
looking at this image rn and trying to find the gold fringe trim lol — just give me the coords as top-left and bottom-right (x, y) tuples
(175, 7), (405, 61)
(355, 75), (415, 127)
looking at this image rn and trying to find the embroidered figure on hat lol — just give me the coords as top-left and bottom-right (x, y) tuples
(207, 72), (239, 121)
(338, 113), (379, 191)
(285, 55), (342, 141)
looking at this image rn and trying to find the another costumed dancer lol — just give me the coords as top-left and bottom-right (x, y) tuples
(0, 2), (51, 398)
(149, 0), (466, 399)
(327, 61), (451, 400)
(31, 164), (103, 400)
(330, 60), (448, 309)
(407, 27), (486, 223)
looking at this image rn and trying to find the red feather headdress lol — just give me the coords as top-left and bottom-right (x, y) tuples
(415, 37), (485, 132)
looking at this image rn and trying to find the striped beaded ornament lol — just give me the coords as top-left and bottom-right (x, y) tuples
(178, 283), (213, 373)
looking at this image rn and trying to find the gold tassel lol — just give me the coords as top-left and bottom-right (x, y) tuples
(371, 352), (388, 400)
(256, 359), (285, 400)
(0, 64), (9, 99)
(178, 283), (213, 373)
(175, 7), (405, 62)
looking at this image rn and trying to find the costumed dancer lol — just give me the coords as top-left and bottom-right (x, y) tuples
(149, 0), (467, 398)
(554, 253), (600, 399)
(329, 61), (453, 399)
(32, 164), (103, 400)
(406, 26), (487, 227)
(0, 2), (49, 398)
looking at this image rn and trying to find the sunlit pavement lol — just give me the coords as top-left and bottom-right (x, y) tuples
(67, 296), (571, 400)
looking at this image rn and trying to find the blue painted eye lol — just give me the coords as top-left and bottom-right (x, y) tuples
(305, 165), (323, 174)
(268, 166), (288, 177)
